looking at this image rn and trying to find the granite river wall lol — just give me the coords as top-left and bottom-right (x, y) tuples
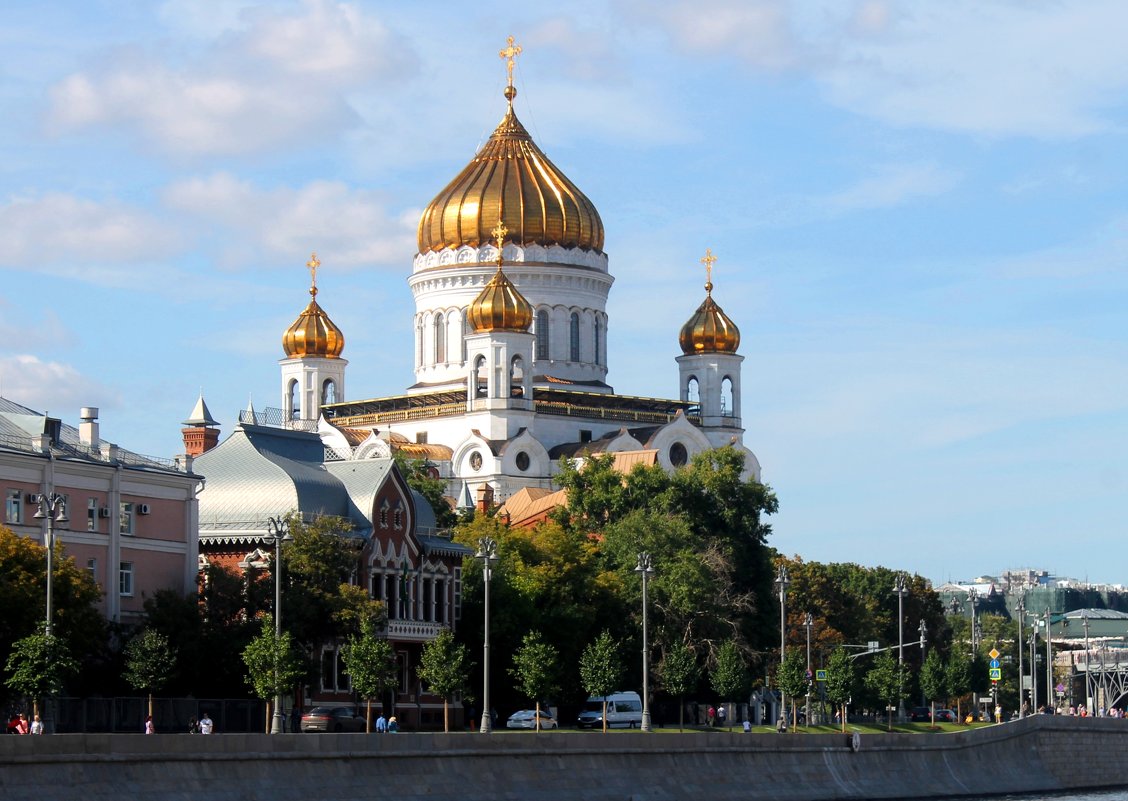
(1, 714), (1125, 800)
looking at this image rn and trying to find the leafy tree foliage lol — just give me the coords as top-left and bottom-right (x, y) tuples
(341, 617), (399, 732)
(509, 631), (559, 732)
(710, 640), (747, 730)
(824, 647), (856, 732)
(864, 650), (905, 731)
(658, 644), (699, 730)
(946, 649), (973, 719)
(4, 626), (79, 717)
(393, 452), (458, 529)
(418, 627), (472, 732)
(579, 630), (624, 733)
(920, 649), (947, 724)
(776, 648), (809, 729)
(242, 614), (304, 732)
(122, 629), (176, 717)
(0, 524), (103, 705)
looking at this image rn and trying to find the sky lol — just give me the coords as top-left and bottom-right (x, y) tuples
(2, 1), (1127, 587)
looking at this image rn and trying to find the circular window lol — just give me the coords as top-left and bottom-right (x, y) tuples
(669, 442), (688, 467)
(469, 451), (483, 471)
(515, 451), (530, 471)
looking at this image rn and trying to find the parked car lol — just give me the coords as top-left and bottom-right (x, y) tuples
(933, 709), (957, 723)
(300, 706), (366, 733)
(577, 691), (643, 729)
(909, 707), (931, 722)
(506, 709), (558, 729)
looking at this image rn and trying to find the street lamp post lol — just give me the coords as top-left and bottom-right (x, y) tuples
(34, 493), (68, 735)
(634, 553), (655, 732)
(1082, 611), (1090, 714)
(774, 565), (790, 727)
(476, 537), (498, 733)
(803, 612), (813, 726)
(1016, 597), (1025, 718)
(265, 516), (293, 734)
(893, 574), (908, 720)
(1044, 609), (1053, 713)
(918, 619), (927, 705)
(968, 588), (979, 653)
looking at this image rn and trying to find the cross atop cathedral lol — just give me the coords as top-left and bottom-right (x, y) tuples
(700, 248), (717, 290)
(499, 36), (522, 91)
(492, 221), (508, 267)
(307, 252), (320, 296)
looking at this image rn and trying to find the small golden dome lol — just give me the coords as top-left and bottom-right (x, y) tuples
(417, 88), (604, 255)
(467, 264), (534, 333)
(679, 249), (740, 354)
(282, 253), (345, 358)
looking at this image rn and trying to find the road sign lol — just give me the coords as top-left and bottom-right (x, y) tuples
(989, 648), (1000, 660)
(989, 658), (1000, 669)
(1055, 683), (1065, 694)
(989, 668), (1002, 681)
(816, 669), (827, 682)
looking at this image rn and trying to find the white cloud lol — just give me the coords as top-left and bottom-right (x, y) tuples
(0, 355), (117, 413)
(46, 0), (415, 155)
(655, 0), (800, 71)
(819, 163), (960, 214)
(163, 172), (417, 269)
(0, 192), (180, 275)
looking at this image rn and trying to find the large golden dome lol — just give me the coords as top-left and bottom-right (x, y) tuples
(417, 88), (605, 255)
(467, 264), (534, 333)
(282, 253), (345, 358)
(679, 250), (740, 354)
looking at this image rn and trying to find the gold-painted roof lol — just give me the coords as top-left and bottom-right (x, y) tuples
(467, 265), (534, 333)
(282, 253), (345, 359)
(679, 249), (740, 355)
(416, 88), (604, 255)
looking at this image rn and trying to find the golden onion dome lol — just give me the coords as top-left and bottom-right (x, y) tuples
(417, 85), (605, 255)
(467, 263), (534, 333)
(282, 253), (345, 358)
(679, 249), (740, 355)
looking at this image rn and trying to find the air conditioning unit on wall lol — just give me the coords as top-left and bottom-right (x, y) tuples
(98, 508), (111, 518)
(138, 504), (151, 515)
(25, 493), (39, 504)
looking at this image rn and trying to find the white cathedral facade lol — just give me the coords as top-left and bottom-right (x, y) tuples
(262, 70), (760, 507)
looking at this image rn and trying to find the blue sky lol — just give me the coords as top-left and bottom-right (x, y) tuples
(3, 1), (1127, 585)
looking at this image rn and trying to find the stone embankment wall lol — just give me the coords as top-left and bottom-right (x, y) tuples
(1, 714), (1125, 800)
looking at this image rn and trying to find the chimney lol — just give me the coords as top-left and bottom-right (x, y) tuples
(79, 407), (100, 449)
(475, 483), (494, 514)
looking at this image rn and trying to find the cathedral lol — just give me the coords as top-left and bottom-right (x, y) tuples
(265, 48), (761, 507)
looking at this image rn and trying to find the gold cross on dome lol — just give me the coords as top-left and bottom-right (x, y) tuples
(700, 248), (717, 285)
(491, 221), (508, 267)
(499, 36), (522, 90)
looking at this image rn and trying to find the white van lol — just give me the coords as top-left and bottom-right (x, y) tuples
(576, 691), (643, 728)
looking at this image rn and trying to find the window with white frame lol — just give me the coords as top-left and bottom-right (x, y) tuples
(86, 558), (97, 583)
(119, 502), (134, 534)
(87, 497), (98, 531)
(453, 566), (462, 621)
(119, 562), (134, 596)
(320, 647), (351, 693)
(5, 489), (21, 524)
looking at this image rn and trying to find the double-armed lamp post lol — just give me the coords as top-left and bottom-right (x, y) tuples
(476, 537), (498, 733)
(634, 553), (655, 732)
(265, 516), (293, 734)
(34, 493), (69, 638)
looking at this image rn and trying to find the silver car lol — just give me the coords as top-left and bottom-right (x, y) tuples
(506, 709), (558, 729)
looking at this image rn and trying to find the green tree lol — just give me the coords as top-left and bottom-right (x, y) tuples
(920, 649), (947, 725)
(710, 640), (747, 731)
(341, 617), (399, 732)
(242, 615), (305, 733)
(776, 648), (809, 729)
(419, 628), (472, 732)
(509, 631), (559, 732)
(658, 644), (698, 731)
(579, 630), (624, 733)
(864, 650), (904, 731)
(122, 629), (176, 718)
(824, 647), (856, 732)
(393, 452), (458, 529)
(4, 626), (79, 719)
(946, 649), (973, 720)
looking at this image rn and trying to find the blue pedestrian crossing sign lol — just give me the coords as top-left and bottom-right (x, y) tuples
(989, 667), (1002, 681)
(816, 669), (827, 682)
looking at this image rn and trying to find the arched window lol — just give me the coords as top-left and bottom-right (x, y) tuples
(434, 314), (446, 363)
(473, 355), (486, 397)
(594, 317), (601, 366)
(721, 376), (734, 416)
(536, 309), (550, 360)
(510, 355), (524, 397)
(416, 317), (423, 367)
(321, 378), (337, 405)
(288, 379), (300, 420)
(569, 312), (580, 362)
(687, 377), (700, 405)
(461, 309), (469, 363)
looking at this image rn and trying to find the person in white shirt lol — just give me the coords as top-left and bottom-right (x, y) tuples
(199, 713), (214, 734)
(29, 714), (44, 735)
